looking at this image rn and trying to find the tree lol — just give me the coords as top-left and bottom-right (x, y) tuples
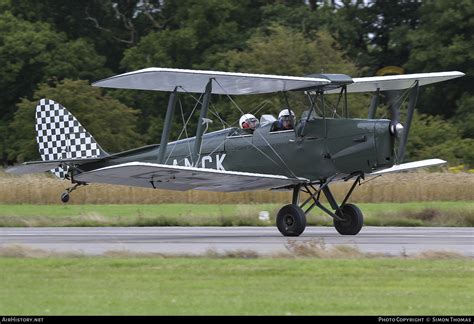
(122, 0), (265, 70)
(0, 12), (110, 122)
(1, 0), (166, 71)
(405, 0), (474, 118)
(365, 0), (421, 70)
(7, 79), (144, 163)
(121, 28), (199, 70)
(406, 112), (474, 167)
(454, 94), (474, 139)
(217, 25), (358, 76)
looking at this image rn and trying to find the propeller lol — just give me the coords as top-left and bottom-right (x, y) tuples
(386, 91), (405, 139)
(385, 83), (419, 164)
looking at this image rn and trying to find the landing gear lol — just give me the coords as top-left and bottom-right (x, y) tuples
(60, 181), (86, 203)
(276, 174), (364, 236)
(60, 192), (70, 203)
(333, 203), (364, 235)
(276, 204), (306, 236)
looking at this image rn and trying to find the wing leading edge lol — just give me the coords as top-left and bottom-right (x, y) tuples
(74, 162), (308, 192)
(370, 159), (446, 175)
(92, 67), (330, 95)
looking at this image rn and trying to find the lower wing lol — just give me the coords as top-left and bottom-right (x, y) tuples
(370, 159), (446, 175)
(74, 162), (308, 192)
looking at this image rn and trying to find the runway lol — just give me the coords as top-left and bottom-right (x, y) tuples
(1, 226), (473, 256)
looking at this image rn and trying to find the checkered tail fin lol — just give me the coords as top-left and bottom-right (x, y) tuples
(35, 98), (108, 179)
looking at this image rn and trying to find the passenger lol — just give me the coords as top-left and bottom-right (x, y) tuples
(239, 113), (259, 133)
(272, 109), (295, 131)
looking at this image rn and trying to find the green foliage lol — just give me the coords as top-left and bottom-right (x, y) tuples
(454, 94), (474, 138)
(122, 28), (199, 69)
(0, 12), (109, 122)
(406, 112), (473, 166)
(1, 0), (165, 70)
(7, 80), (144, 162)
(405, 0), (474, 117)
(161, 0), (263, 69)
(122, 0), (263, 70)
(217, 25), (358, 76)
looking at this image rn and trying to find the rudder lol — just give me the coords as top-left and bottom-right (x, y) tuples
(35, 98), (107, 179)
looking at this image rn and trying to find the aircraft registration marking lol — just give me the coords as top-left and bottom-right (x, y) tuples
(172, 154), (227, 171)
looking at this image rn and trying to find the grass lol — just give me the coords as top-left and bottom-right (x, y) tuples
(0, 201), (473, 227)
(0, 257), (472, 315)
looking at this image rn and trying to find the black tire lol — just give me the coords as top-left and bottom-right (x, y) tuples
(60, 192), (70, 203)
(276, 204), (306, 237)
(333, 203), (363, 235)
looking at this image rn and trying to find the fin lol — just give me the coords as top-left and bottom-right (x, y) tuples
(35, 98), (107, 179)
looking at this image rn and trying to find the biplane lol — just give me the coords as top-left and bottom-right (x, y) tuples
(7, 68), (464, 236)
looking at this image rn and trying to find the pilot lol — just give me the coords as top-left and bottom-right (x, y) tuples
(273, 109), (295, 131)
(239, 113), (259, 133)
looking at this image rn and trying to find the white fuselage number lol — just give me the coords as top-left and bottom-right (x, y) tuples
(172, 154), (226, 171)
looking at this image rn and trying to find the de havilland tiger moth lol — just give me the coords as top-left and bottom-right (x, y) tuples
(7, 68), (464, 236)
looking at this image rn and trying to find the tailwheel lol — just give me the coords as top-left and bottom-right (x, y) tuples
(59, 181), (87, 203)
(60, 192), (70, 203)
(333, 203), (364, 235)
(276, 204), (306, 237)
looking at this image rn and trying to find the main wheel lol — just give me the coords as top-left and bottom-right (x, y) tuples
(276, 204), (306, 237)
(333, 203), (363, 235)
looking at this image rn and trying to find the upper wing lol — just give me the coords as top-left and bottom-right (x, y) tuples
(74, 162), (308, 192)
(92, 68), (330, 95)
(370, 159), (446, 175)
(324, 71), (464, 94)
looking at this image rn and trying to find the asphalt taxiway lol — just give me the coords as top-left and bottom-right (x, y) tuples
(1, 226), (472, 256)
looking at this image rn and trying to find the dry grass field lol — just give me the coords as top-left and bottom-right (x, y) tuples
(1, 169), (473, 204)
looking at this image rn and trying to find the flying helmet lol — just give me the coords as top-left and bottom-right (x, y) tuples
(278, 109), (295, 119)
(239, 113), (259, 130)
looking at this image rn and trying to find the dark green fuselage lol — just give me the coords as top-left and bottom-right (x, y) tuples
(80, 117), (394, 182)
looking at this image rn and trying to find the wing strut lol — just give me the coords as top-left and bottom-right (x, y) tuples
(368, 88), (380, 119)
(157, 87), (178, 163)
(191, 78), (212, 166)
(398, 81), (419, 163)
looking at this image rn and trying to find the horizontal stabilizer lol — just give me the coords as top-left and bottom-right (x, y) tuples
(74, 162), (308, 192)
(92, 68), (330, 95)
(6, 158), (103, 175)
(370, 159), (446, 175)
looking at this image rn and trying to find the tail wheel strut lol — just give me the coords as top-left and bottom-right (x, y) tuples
(60, 181), (87, 203)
